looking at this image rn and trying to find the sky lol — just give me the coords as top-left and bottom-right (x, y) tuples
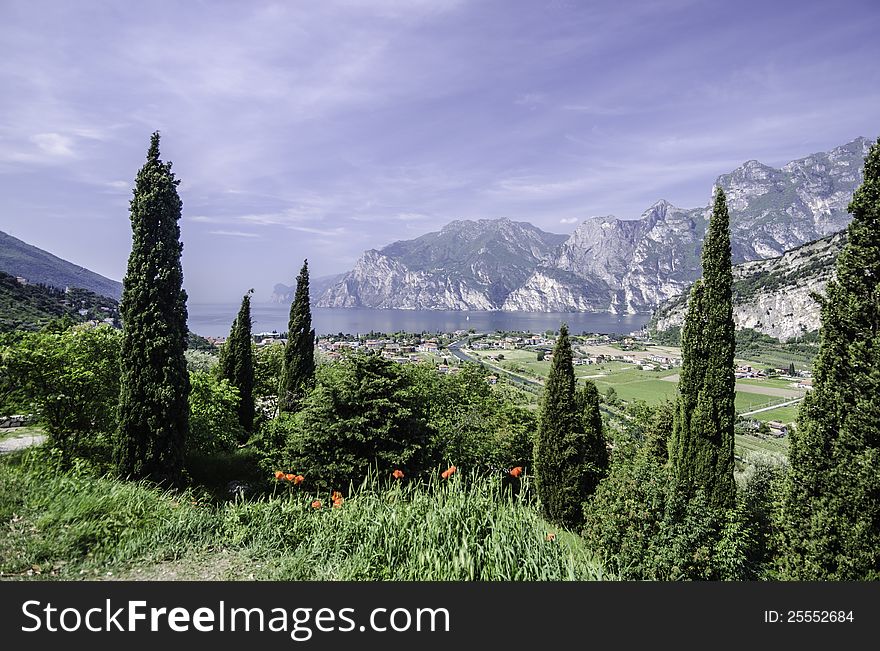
(1, 0), (878, 302)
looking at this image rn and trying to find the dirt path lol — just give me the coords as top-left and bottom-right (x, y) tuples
(0, 429), (45, 454)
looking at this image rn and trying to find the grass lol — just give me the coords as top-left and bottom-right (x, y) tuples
(751, 404), (800, 425)
(0, 452), (610, 581)
(735, 433), (789, 458)
(734, 393), (788, 413)
(592, 378), (679, 404)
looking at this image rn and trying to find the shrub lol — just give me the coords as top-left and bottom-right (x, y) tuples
(0, 324), (121, 461)
(187, 371), (242, 456)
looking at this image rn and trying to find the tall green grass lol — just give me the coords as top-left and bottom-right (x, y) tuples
(0, 455), (610, 581)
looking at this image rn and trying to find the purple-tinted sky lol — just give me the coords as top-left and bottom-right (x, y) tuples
(1, 0), (878, 301)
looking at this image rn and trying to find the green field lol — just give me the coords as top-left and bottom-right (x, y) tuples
(735, 377), (802, 390)
(751, 404), (801, 425)
(735, 433), (789, 457)
(465, 345), (798, 415)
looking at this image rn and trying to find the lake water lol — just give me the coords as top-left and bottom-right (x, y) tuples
(188, 303), (652, 338)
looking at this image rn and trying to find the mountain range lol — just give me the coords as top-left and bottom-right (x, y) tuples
(292, 137), (870, 314)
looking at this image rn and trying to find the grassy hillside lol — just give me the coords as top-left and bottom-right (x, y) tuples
(0, 230), (122, 299)
(0, 453), (608, 580)
(0, 270), (120, 332)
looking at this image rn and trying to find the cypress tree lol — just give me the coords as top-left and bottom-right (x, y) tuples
(671, 187), (736, 509)
(279, 260), (315, 413)
(219, 290), (255, 433)
(115, 132), (189, 485)
(577, 379), (610, 493)
(534, 324), (606, 528)
(780, 138), (880, 580)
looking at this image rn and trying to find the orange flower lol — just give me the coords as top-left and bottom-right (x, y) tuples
(311, 500), (322, 509)
(333, 497), (344, 509)
(331, 491), (343, 501)
(285, 473), (296, 482)
(274, 471), (285, 480)
(392, 469), (404, 480)
(509, 466), (523, 478)
(441, 465), (457, 479)
(546, 532), (556, 542)
(293, 475), (304, 485)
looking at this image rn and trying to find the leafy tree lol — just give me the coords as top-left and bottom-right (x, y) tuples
(604, 386), (620, 407)
(219, 290), (255, 434)
(534, 324), (603, 528)
(411, 362), (535, 474)
(279, 260), (315, 413)
(779, 138), (880, 580)
(187, 371), (241, 456)
(253, 342), (285, 417)
(671, 188), (736, 510)
(115, 132), (190, 485)
(2, 325), (121, 461)
(287, 353), (431, 492)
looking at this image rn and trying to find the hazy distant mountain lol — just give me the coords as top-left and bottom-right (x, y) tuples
(271, 273), (346, 304)
(279, 137), (870, 313)
(0, 230), (122, 300)
(650, 230), (845, 341)
(316, 219), (566, 310)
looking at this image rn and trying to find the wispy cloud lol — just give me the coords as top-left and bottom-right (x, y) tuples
(559, 217), (578, 224)
(208, 230), (261, 238)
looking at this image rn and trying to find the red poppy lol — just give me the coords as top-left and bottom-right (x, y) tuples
(285, 473), (296, 482)
(392, 469), (404, 480)
(293, 475), (304, 485)
(331, 491), (343, 501)
(311, 500), (322, 509)
(333, 497), (344, 509)
(509, 466), (523, 478)
(274, 471), (285, 480)
(441, 465), (457, 479)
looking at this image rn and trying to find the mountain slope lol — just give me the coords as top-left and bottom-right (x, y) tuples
(0, 269), (120, 332)
(505, 137), (870, 314)
(0, 230), (122, 299)
(316, 219), (566, 310)
(650, 231), (845, 341)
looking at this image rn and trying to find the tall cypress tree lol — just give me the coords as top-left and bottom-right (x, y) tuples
(278, 260), (315, 413)
(780, 138), (880, 580)
(671, 187), (736, 509)
(534, 324), (605, 528)
(115, 132), (189, 485)
(219, 290), (255, 433)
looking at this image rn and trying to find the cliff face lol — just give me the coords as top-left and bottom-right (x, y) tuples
(503, 201), (707, 313)
(316, 219), (566, 310)
(278, 137), (870, 314)
(651, 231), (845, 341)
(504, 138), (869, 314)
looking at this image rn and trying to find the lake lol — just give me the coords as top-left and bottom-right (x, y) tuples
(188, 303), (652, 338)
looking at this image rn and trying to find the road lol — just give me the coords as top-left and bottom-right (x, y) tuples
(447, 339), (543, 389)
(740, 397), (803, 417)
